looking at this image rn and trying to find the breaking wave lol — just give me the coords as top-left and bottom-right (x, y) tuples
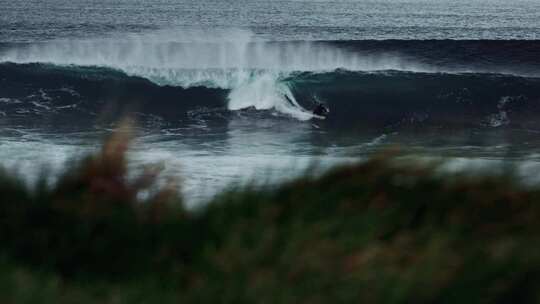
(1, 29), (540, 129)
(0, 29), (467, 121)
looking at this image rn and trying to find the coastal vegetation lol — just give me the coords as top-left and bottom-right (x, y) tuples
(1, 128), (540, 303)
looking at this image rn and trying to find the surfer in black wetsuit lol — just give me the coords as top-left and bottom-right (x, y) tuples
(312, 102), (329, 116)
(284, 94), (329, 117)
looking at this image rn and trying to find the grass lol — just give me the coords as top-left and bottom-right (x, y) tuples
(1, 128), (540, 303)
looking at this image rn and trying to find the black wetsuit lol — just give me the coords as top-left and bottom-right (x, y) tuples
(313, 104), (329, 116)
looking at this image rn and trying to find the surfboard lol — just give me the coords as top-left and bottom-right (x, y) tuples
(312, 114), (326, 120)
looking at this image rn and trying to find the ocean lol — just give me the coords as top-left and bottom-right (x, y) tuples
(1, 0), (540, 205)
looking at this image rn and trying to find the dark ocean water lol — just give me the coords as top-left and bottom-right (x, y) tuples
(1, 0), (540, 204)
(2, 0), (540, 41)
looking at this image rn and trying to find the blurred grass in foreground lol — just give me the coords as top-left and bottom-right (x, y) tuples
(1, 127), (540, 303)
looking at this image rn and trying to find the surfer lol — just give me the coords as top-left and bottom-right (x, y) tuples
(284, 94), (329, 118)
(312, 102), (329, 117)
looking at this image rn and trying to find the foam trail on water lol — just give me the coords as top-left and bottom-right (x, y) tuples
(0, 28), (435, 120)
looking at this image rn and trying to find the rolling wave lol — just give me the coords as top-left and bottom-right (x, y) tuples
(0, 29), (437, 120)
(2, 63), (540, 133)
(1, 29), (540, 130)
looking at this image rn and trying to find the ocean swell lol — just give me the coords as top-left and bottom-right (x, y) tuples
(1, 29), (540, 130)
